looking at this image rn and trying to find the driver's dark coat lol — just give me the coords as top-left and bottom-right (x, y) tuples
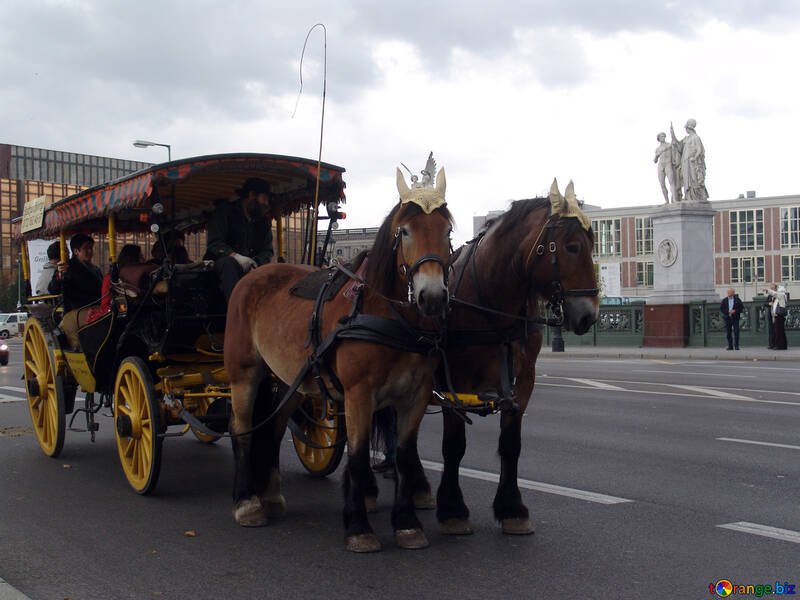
(203, 199), (274, 265)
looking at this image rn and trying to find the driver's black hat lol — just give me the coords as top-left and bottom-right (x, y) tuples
(237, 177), (270, 196)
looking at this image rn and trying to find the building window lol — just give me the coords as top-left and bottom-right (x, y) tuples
(730, 256), (765, 283)
(780, 206), (800, 249)
(591, 219), (621, 256)
(729, 209), (763, 251)
(781, 255), (800, 282)
(634, 217), (653, 256)
(635, 261), (654, 287)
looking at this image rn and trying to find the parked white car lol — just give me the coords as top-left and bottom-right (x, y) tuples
(0, 312), (27, 338)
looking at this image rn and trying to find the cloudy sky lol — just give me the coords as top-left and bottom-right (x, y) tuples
(2, 0), (799, 243)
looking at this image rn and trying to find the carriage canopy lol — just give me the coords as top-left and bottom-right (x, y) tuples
(14, 152), (346, 239)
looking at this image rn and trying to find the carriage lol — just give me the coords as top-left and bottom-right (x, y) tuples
(15, 152), (348, 494)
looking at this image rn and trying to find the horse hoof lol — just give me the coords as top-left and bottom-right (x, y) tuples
(413, 491), (436, 510)
(395, 528), (429, 549)
(365, 496), (379, 513)
(233, 496), (268, 527)
(346, 534), (381, 553)
(502, 517), (535, 535)
(440, 518), (474, 535)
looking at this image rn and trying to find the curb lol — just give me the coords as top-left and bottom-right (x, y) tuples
(0, 578), (32, 600)
(547, 350), (800, 362)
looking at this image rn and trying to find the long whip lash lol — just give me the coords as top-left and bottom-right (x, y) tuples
(293, 23), (327, 265)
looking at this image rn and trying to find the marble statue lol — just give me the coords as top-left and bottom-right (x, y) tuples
(670, 119), (709, 203)
(654, 132), (681, 203)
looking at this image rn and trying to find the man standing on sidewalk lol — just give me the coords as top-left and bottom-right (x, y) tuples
(720, 288), (743, 350)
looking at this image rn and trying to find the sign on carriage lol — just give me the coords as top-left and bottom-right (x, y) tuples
(21, 195), (47, 233)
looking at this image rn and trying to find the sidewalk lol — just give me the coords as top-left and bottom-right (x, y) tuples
(548, 344), (800, 362)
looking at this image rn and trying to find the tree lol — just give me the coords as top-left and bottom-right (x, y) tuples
(0, 273), (21, 312)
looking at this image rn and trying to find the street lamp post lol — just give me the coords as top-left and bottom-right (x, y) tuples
(133, 140), (171, 162)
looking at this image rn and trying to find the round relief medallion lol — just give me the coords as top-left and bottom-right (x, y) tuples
(657, 238), (677, 267)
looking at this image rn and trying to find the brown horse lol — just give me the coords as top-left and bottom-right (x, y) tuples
(431, 179), (599, 535)
(224, 167), (452, 552)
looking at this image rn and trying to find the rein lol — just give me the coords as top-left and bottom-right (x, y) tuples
(437, 207), (598, 417)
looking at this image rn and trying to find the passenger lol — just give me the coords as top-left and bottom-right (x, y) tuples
(35, 241), (61, 296)
(117, 244), (159, 295)
(49, 233), (103, 347)
(204, 177), (274, 301)
(149, 230), (190, 265)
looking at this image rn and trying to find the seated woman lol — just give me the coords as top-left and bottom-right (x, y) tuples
(86, 244), (160, 324)
(118, 244), (160, 295)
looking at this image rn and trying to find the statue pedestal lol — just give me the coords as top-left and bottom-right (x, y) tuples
(643, 202), (717, 347)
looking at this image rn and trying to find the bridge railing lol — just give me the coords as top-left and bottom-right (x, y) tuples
(547, 298), (798, 348)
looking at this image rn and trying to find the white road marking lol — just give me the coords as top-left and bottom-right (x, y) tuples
(717, 437), (800, 451)
(565, 378), (626, 391)
(536, 382), (800, 407)
(717, 522), (800, 544)
(420, 459), (633, 505)
(669, 385), (754, 401)
(543, 375), (800, 399)
(0, 394), (24, 403)
(0, 386), (25, 393)
(632, 369), (756, 378)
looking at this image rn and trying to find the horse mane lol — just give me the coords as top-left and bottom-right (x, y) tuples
(492, 197), (593, 243)
(366, 201), (453, 296)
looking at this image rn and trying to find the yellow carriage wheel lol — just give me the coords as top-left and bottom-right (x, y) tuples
(292, 395), (345, 477)
(114, 357), (163, 495)
(24, 317), (65, 457)
(190, 396), (224, 444)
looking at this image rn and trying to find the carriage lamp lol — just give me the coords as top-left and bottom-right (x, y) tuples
(151, 224), (160, 234)
(152, 202), (165, 215)
(325, 201), (346, 221)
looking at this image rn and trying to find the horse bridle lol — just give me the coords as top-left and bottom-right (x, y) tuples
(393, 226), (450, 304)
(522, 212), (599, 324)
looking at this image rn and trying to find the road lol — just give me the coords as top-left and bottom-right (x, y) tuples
(1, 341), (798, 599)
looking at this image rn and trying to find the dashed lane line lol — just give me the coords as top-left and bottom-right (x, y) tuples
(717, 437), (800, 451)
(0, 386), (25, 393)
(668, 384), (755, 401)
(420, 459), (633, 505)
(564, 378), (626, 391)
(536, 382), (800, 407)
(0, 394), (24, 404)
(717, 522), (800, 544)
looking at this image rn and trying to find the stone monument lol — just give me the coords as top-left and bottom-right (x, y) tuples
(644, 118), (717, 347)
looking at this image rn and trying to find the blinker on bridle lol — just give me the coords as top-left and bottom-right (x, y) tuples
(524, 212), (599, 325)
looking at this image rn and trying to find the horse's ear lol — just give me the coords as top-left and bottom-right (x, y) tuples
(397, 168), (410, 200)
(435, 167), (446, 197)
(565, 180), (575, 202)
(549, 178), (564, 215)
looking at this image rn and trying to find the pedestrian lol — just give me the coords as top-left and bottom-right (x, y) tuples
(720, 287), (743, 350)
(763, 284), (788, 350)
(765, 284), (776, 349)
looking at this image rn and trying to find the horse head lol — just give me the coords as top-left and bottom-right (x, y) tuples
(366, 167), (452, 318)
(533, 179), (599, 334)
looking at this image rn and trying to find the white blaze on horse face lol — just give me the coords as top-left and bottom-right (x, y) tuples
(412, 264), (448, 316)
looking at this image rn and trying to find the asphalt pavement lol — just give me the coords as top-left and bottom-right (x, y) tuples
(2, 338), (799, 599)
